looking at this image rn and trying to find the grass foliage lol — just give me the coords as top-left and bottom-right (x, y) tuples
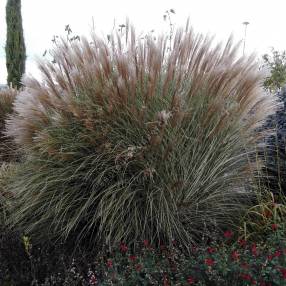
(0, 88), (18, 162)
(6, 22), (276, 248)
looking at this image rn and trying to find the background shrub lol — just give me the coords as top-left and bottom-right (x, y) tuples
(6, 23), (276, 249)
(259, 86), (286, 197)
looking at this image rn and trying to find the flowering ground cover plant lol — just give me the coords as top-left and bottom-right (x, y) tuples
(0, 226), (285, 285)
(77, 228), (286, 285)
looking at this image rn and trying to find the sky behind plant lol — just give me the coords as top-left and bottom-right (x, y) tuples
(0, 0), (286, 84)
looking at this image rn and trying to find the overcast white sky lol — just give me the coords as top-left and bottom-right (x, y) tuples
(1, 0), (286, 84)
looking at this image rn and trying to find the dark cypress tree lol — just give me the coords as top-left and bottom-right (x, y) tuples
(5, 0), (26, 88)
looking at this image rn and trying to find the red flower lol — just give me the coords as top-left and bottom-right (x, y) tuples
(271, 224), (278, 231)
(280, 268), (286, 279)
(120, 243), (128, 253)
(204, 258), (214, 266)
(267, 254), (273, 261)
(251, 243), (257, 256)
(241, 273), (252, 281)
(224, 230), (233, 239)
(89, 274), (97, 285)
(107, 259), (113, 268)
(207, 247), (216, 254)
(187, 276), (195, 284)
(129, 255), (137, 262)
(274, 250), (282, 258)
(231, 250), (240, 261)
(143, 240), (149, 247)
(238, 239), (247, 247)
(135, 264), (142, 272)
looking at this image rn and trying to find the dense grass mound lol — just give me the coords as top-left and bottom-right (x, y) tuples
(6, 23), (276, 248)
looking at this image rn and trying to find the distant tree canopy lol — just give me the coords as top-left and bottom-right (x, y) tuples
(262, 48), (286, 93)
(5, 0), (26, 88)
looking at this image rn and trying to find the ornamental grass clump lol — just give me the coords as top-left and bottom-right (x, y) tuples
(6, 22), (276, 248)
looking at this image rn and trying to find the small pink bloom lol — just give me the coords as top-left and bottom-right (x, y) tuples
(107, 259), (113, 268)
(238, 239), (247, 247)
(120, 243), (128, 253)
(204, 258), (214, 266)
(274, 250), (282, 257)
(280, 268), (286, 279)
(271, 224), (278, 231)
(187, 276), (195, 284)
(135, 264), (142, 272)
(241, 273), (252, 281)
(129, 255), (137, 262)
(267, 254), (273, 261)
(251, 243), (257, 256)
(89, 274), (97, 285)
(224, 230), (233, 239)
(207, 247), (216, 254)
(231, 250), (240, 261)
(143, 240), (149, 247)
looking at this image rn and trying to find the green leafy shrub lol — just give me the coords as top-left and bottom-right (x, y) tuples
(258, 87), (286, 198)
(6, 23), (276, 248)
(78, 229), (286, 286)
(262, 48), (286, 93)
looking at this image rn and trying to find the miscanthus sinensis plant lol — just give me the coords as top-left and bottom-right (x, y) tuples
(6, 22), (276, 249)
